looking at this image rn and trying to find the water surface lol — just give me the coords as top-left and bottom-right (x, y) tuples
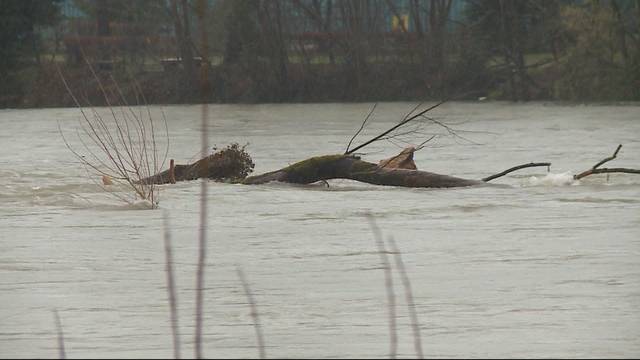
(1, 102), (639, 358)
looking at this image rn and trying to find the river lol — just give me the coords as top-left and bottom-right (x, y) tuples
(1, 102), (639, 358)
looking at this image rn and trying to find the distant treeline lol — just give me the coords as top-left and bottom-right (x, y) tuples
(1, 0), (639, 108)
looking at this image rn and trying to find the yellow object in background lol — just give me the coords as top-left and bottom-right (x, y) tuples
(392, 15), (409, 32)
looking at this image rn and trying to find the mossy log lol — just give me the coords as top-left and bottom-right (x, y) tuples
(242, 154), (482, 188)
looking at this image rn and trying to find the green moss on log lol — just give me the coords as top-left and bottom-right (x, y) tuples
(281, 154), (351, 183)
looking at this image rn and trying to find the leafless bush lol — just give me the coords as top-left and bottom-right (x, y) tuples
(58, 66), (169, 209)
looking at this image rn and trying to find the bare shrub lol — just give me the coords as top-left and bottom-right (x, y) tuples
(58, 67), (169, 209)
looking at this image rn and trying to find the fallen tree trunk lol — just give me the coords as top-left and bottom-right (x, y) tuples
(140, 141), (638, 189)
(243, 143), (640, 188)
(242, 154), (483, 188)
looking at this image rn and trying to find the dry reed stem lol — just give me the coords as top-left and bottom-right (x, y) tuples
(53, 309), (66, 359)
(194, 102), (208, 359)
(387, 236), (424, 359)
(367, 215), (398, 359)
(163, 212), (181, 359)
(236, 267), (267, 359)
(194, 1), (210, 356)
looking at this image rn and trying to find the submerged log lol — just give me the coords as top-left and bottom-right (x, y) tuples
(242, 154), (482, 188)
(242, 146), (556, 188)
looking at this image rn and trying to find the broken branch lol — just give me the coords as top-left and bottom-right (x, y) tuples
(592, 144), (622, 170)
(574, 167), (640, 180)
(482, 162), (551, 182)
(573, 144), (640, 180)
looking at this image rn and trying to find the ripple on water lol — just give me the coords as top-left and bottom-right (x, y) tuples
(554, 196), (640, 204)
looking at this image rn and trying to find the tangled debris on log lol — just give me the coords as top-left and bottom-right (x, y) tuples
(138, 143), (254, 185)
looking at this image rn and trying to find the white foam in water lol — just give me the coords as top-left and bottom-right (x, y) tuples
(528, 172), (578, 186)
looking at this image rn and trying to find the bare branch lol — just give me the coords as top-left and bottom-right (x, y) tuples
(346, 103), (377, 154)
(419, 115), (481, 145)
(574, 145), (640, 180)
(346, 99), (449, 155)
(593, 144), (622, 169)
(415, 135), (437, 150)
(575, 167), (640, 180)
(483, 162), (551, 182)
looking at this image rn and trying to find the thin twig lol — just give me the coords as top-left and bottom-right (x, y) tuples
(194, 99), (208, 360)
(346, 99), (449, 155)
(575, 167), (640, 180)
(387, 237), (424, 359)
(163, 212), (181, 359)
(592, 144), (622, 170)
(236, 267), (267, 359)
(415, 135), (437, 151)
(482, 162), (551, 182)
(346, 103), (377, 154)
(53, 309), (66, 359)
(420, 115), (481, 145)
(367, 215), (397, 359)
